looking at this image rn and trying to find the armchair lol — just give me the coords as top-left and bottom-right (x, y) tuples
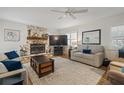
(107, 70), (124, 85)
(107, 61), (124, 85)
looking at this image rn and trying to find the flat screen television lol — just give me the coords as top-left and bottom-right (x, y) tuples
(49, 35), (67, 46)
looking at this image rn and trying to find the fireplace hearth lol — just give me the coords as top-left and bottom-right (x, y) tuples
(30, 44), (45, 54)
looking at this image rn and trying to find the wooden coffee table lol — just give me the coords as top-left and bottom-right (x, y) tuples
(30, 55), (54, 78)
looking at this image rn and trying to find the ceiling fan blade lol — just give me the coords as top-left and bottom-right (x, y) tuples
(51, 10), (65, 13)
(69, 13), (76, 19)
(72, 9), (88, 14)
(58, 14), (67, 19)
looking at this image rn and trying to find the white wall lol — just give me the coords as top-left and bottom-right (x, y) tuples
(48, 28), (60, 35)
(58, 13), (124, 59)
(0, 19), (59, 54)
(0, 19), (27, 53)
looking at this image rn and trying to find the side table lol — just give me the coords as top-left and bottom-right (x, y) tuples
(68, 48), (72, 59)
(102, 58), (111, 67)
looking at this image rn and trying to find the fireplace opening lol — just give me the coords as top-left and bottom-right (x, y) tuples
(30, 44), (45, 54)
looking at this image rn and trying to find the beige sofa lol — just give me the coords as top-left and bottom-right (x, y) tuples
(71, 45), (104, 67)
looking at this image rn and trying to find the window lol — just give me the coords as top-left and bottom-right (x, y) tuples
(111, 25), (124, 48)
(66, 32), (78, 47)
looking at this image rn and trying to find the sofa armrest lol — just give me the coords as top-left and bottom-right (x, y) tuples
(94, 52), (104, 67)
(96, 52), (104, 56)
(71, 49), (79, 54)
(0, 68), (28, 84)
(108, 70), (124, 78)
(0, 68), (26, 79)
(107, 70), (124, 84)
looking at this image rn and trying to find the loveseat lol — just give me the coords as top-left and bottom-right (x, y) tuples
(70, 45), (104, 67)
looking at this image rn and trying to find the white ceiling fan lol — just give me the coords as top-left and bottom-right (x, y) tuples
(51, 8), (88, 19)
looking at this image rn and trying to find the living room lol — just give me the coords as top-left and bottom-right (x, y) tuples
(0, 7), (124, 85)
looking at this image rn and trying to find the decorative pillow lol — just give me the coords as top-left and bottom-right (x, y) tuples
(1, 61), (22, 71)
(121, 67), (124, 73)
(90, 46), (104, 54)
(0, 54), (7, 61)
(5, 51), (19, 59)
(83, 49), (91, 54)
(119, 49), (124, 58)
(0, 62), (8, 74)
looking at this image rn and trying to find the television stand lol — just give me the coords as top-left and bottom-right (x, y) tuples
(54, 46), (63, 55)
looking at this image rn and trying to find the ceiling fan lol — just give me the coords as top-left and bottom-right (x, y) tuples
(51, 8), (88, 19)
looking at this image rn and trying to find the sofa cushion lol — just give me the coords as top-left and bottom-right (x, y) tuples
(77, 45), (86, 51)
(81, 53), (94, 60)
(90, 46), (104, 53)
(0, 62), (8, 74)
(77, 45), (104, 53)
(5, 51), (19, 59)
(0, 54), (7, 61)
(73, 52), (94, 60)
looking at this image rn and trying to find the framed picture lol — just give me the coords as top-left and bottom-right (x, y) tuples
(4, 29), (20, 41)
(82, 29), (101, 45)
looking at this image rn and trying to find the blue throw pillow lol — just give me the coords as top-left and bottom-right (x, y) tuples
(83, 49), (91, 54)
(1, 61), (22, 71)
(119, 49), (124, 58)
(5, 51), (19, 59)
(121, 67), (124, 73)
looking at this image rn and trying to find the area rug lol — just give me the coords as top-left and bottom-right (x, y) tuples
(24, 57), (105, 85)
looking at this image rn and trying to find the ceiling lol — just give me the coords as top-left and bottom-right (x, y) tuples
(0, 7), (124, 29)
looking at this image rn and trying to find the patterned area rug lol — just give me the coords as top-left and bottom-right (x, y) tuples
(24, 57), (105, 85)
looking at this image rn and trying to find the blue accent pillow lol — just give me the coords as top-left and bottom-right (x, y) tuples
(121, 67), (124, 73)
(1, 61), (22, 71)
(119, 49), (124, 58)
(5, 51), (19, 59)
(83, 49), (91, 54)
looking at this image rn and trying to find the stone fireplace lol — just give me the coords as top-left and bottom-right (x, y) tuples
(30, 44), (45, 54)
(25, 25), (48, 55)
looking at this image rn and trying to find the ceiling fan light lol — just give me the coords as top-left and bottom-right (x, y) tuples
(51, 8), (88, 20)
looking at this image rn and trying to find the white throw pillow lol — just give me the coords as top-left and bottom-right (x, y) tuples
(0, 54), (7, 61)
(0, 62), (8, 74)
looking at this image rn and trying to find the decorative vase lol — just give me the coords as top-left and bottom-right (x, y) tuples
(28, 29), (31, 37)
